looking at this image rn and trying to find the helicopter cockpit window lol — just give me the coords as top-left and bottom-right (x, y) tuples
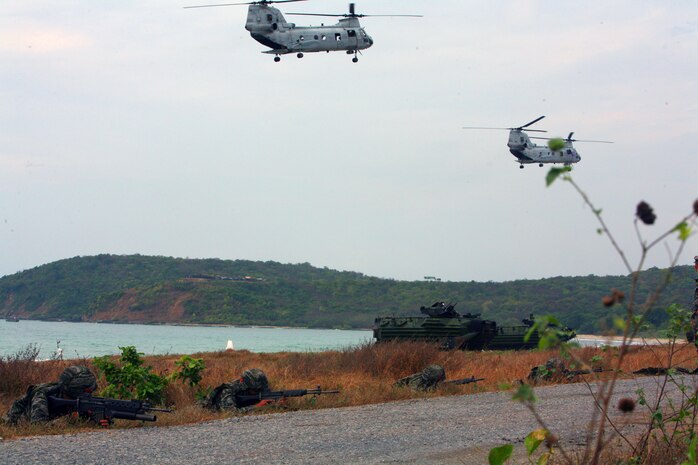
(348, 30), (356, 38)
(335, 33), (341, 41)
(520, 137), (524, 143)
(566, 149), (572, 154)
(266, 14), (273, 22)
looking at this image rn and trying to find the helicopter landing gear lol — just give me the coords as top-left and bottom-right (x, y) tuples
(297, 52), (304, 59)
(519, 165), (524, 169)
(274, 56), (280, 62)
(352, 51), (359, 63)
(539, 163), (543, 167)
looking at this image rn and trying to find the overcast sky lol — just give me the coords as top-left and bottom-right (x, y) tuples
(1, 0), (696, 282)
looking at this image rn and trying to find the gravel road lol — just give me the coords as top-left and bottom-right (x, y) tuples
(0, 376), (691, 465)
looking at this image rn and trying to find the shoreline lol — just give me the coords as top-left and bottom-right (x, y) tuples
(574, 334), (675, 344)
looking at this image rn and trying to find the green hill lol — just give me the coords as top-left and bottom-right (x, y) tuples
(0, 254), (694, 333)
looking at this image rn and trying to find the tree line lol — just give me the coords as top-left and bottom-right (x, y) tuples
(0, 254), (694, 334)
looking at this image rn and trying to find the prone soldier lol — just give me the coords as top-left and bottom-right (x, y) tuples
(4, 365), (97, 424)
(201, 368), (338, 411)
(393, 365), (484, 391)
(201, 368), (270, 412)
(393, 364), (446, 392)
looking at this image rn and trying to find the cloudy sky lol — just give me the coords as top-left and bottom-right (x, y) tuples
(1, 0), (696, 282)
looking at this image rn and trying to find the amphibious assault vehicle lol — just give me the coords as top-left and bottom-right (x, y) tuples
(373, 302), (575, 350)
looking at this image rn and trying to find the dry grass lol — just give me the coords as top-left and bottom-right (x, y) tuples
(1, 341), (696, 442)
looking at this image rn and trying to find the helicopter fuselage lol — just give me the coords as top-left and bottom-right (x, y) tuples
(246, 5), (373, 56)
(507, 129), (581, 166)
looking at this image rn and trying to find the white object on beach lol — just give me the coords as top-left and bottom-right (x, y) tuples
(225, 339), (234, 351)
(55, 347), (63, 360)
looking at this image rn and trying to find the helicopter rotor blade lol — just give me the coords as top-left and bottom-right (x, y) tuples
(184, 0), (306, 8)
(518, 115), (545, 129)
(530, 136), (613, 144)
(462, 126), (547, 133)
(462, 126), (511, 130)
(286, 12), (345, 16)
(570, 139), (614, 144)
(288, 3), (421, 18)
(286, 12), (422, 17)
(356, 14), (423, 17)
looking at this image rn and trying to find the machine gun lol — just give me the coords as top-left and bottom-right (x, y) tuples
(441, 376), (485, 386)
(420, 301), (460, 318)
(235, 387), (339, 408)
(564, 367), (609, 378)
(48, 394), (172, 427)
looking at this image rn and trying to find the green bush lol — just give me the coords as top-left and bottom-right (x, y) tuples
(93, 346), (168, 404)
(170, 355), (205, 387)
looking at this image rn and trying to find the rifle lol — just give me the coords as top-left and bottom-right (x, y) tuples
(235, 387), (339, 408)
(48, 394), (172, 427)
(441, 376), (485, 386)
(565, 367), (608, 377)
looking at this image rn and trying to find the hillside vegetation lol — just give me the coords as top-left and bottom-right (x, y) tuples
(0, 254), (694, 333)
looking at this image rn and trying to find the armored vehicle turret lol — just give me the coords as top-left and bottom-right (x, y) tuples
(373, 302), (575, 350)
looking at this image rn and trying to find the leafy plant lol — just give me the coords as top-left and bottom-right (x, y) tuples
(170, 355), (205, 387)
(490, 168), (697, 464)
(93, 346), (169, 404)
(489, 444), (514, 465)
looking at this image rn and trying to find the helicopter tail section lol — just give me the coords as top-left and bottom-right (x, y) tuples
(246, 4), (291, 34)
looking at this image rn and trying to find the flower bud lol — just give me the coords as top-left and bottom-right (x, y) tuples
(636, 201), (656, 225)
(618, 397), (636, 412)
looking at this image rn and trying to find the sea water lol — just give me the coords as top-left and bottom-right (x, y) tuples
(0, 319), (373, 359)
(0, 320), (645, 360)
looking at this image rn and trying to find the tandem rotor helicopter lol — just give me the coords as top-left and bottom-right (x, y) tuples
(184, 0), (422, 62)
(463, 116), (613, 169)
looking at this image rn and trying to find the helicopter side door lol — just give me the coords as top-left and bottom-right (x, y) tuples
(562, 148), (578, 163)
(345, 29), (359, 51)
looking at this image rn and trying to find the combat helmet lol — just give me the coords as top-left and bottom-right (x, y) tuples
(59, 365), (97, 398)
(422, 364), (446, 384)
(240, 368), (269, 391)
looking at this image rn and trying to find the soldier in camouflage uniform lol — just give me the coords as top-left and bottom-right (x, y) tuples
(201, 368), (270, 411)
(4, 365), (97, 424)
(393, 365), (446, 392)
(527, 358), (567, 383)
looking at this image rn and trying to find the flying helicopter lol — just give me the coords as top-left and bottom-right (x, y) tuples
(184, 0), (422, 62)
(463, 116), (613, 169)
